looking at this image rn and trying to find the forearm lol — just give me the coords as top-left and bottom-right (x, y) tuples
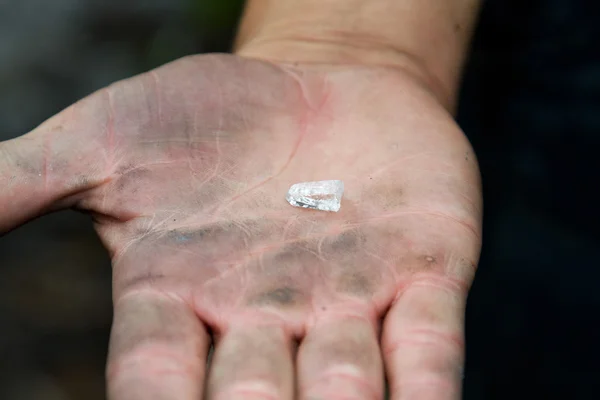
(235, 0), (481, 110)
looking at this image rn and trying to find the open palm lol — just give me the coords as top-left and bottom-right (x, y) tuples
(1, 54), (481, 399)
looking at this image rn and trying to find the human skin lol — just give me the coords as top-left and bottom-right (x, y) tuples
(0, 0), (482, 399)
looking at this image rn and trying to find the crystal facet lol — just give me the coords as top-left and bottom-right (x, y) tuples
(285, 180), (344, 212)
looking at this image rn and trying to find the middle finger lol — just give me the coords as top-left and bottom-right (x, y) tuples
(297, 309), (384, 400)
(207, 321), (295, 400)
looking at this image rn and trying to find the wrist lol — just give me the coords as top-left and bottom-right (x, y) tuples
(234, 0), (481, 112)
(236, 33), (451, 110)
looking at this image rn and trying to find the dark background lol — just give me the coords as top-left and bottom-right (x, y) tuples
(0, 0), (598, 398)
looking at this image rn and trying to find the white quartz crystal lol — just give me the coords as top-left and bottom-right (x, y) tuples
(286, 180), (344, 212)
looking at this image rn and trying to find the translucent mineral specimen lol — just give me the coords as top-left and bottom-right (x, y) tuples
(286, 180), (344, 212)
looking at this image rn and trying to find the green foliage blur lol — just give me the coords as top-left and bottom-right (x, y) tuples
(145, 0), (245, 69)
(188, 0), (245, 30)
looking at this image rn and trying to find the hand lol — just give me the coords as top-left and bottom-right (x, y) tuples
(1, 54), (481, 399)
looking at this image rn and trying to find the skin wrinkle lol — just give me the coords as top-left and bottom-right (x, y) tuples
(113, 207), (475, 296)
(303, 369), (381, 400)
(137, 138), (219, 145)
(319, 299), (376, 320)
(208, 68), (321, 218)
(243, 36), (450, 110)
(316, 234), (328, 260)
(105, 86), (117, 167)
(114, 167), (151, 192)
(397, 165), (481, 213)
(214, 386), (280, 400)
(111, 209), (239, 262)
(216, 308), (293, 337)
(302, 246), (328, 264)
(239, 65), (253, 133)
(449, 185), (481, 217)
(344, 209), (479, 238)
(336, 272), (373, 296)
(250, 286), (299, 307)
(186, 139), (213, 189)
(112, 289), (202, 332)
(126, 205), (475, 259)
(232, 220), (253, 249)
(136, 78), (149, 120)
(391, 272), (470, 305)
(150, 70), (163, 126)
(327, 229), (365, 252)
(364, 249), (395, 271)
(399, 164), (479, 195)
(185, 106), (205, 188)
(42, 127), (50, 193)
(204, 81), (225, 188)
(368, 150), (444, 179)
(116, 214), (468, 326)
(409, 275), (465, 295)
(117, 271), (169, 294)
(107, 343), (201, 380)
(388, 377), (458, 394)
(384, 327), (464, 353)
(280, 215), (298, 241)
(278, 65), (331, 114)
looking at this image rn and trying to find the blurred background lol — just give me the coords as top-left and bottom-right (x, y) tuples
(0, 0), (598, 398)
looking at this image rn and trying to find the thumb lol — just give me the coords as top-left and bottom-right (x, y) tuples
(0, 96), (109, 234)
